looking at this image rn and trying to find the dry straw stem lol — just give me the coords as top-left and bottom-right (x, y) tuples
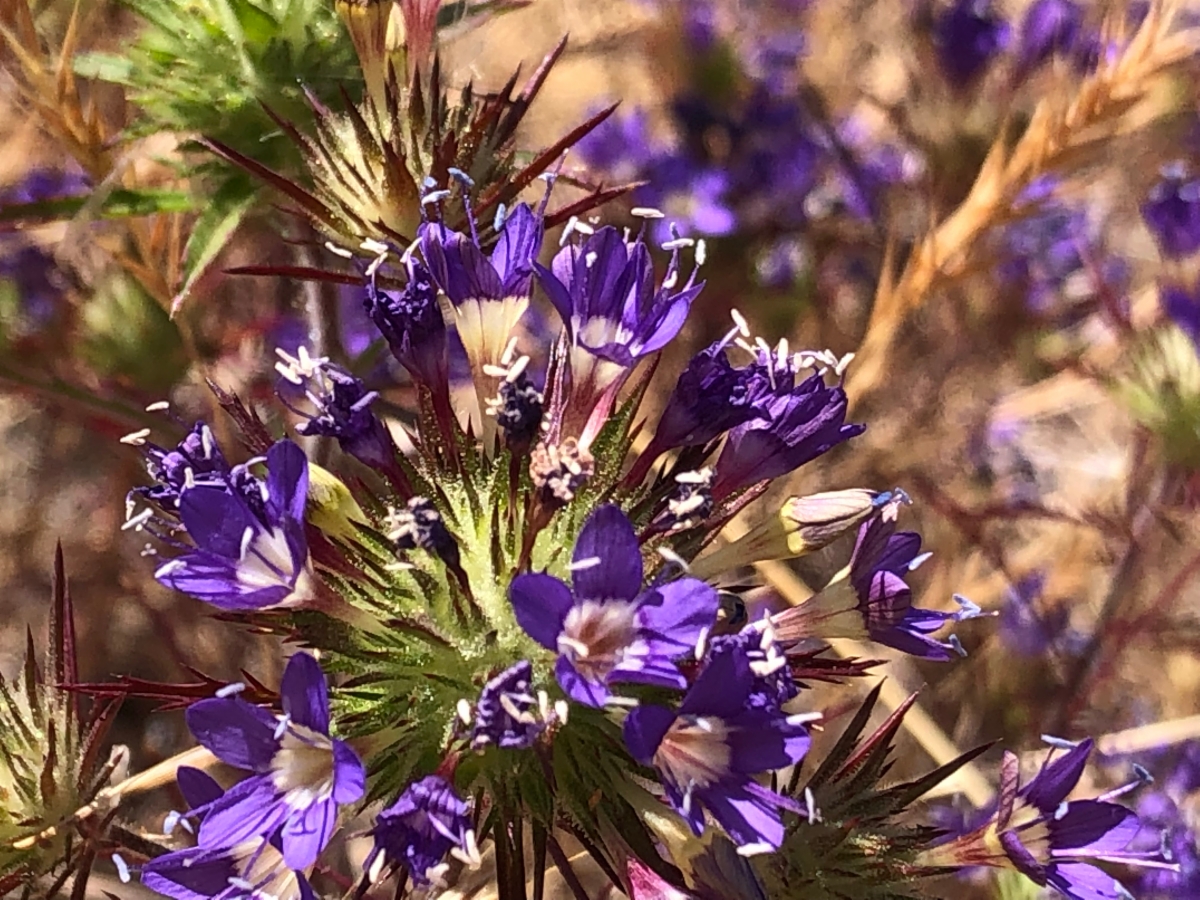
(1097, 714), (1200, 756)
(847, 1), (1200, 404)
(716, 517), (996, 809)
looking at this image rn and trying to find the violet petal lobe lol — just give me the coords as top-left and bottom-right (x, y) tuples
(266, 440), (309, 525)
(332, 739), (367, 805)
(623, 703), (677, 765)
(1022, 739), (1094, 813)
(1044, 861), (1130, 900)
(178, 487), (256, 560)
(185, 698), (279, 772)
(572, 504), (644, 602)
(556, 654), (611, 707)
(509, 573), (575, 650)
(281, 795), (338, 869)
(196, 775), (288, 852)
(280, 652), (330, 734)
(636, 578), (719, 655)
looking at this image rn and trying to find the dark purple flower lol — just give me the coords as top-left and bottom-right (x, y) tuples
(419, 201), (543, 375)
(365, 775), (474, 887)
(184, 654), (365, 870)
(364, 257), (449, 394)
(277, 350), (398, 474)
(623, 645), (810, 851)
(999, 571), (1078, 657)
(771, 495), (975, 660)
(705, 624), (798, 714)
(1162, 280), (1200, 350)
(467, 660), (547, 751)
(928, 739), (1175, 899)
(510, 505), (718, 707)
(153, 440), (313, 611)
(711, 354), (864, 502)
(1015, 0), (1084, 77)
(577, 108), (658, 182)
(138, 422), (233, 510)
(535, 225), (704, 375)
(1143, 162), (1200, 259)
(1127, 742), (1200, 896)
(933, 0), (1012, 86)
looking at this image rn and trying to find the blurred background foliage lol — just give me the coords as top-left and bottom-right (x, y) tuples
(3, 0), (1200, 896)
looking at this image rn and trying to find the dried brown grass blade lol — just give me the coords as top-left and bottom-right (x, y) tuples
(849, 1), (1199, 404)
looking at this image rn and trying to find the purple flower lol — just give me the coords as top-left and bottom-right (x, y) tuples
(142, 767), (318, 900)
(1143, 162), (1200, 259)
(1015, 0), (1084, 77)
(184, 653), (365, 870)
(771, 496), (970, 660)
(929, 739), (1175, 899)
(509, 505), (718, 707)
(138, 422), (233, 510)
(467, 660), (547, 750)
(364, 258), (449, 394)
(535, 225), (704, 375)
(999, 571), (1078, 657)
(154, 440), (314, 611)
(1128, 742), (1200, 896)
(711, 354), (864, 502)
(623, 645), (810, 851)
(1162, 280), (1200, 350)
(419, 201), (543, 375)
(705, 624), (798, 714)
(277, 350), (398, 474)
(933, 0), (1012, 86)
(365, 775), (474, 887)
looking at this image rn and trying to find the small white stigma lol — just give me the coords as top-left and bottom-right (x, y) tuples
(121, 507), (153, 532)
(450, 829), (483, 868)
(730, 308), (751, 337)
(630, 206), (665, 219)
(120, 428), (152, 446)
(569, 556), (601, 572)
(273, 714), (292, 740)
(456, 698), (473, 725)
(694, 625), (710, 662)
(275, 345), (328, 384)
(323, 241), (355, 259)
(112, 853), (131, 883)
(661, 237), (695, 251)
(736, 841), (774, 858)
(656, 546), (690, 572)
(360, 237), (389, 255)
(368, 849), (387, 884)
(145, 400), (170, 412)
(215, 682), (247, 698)
(140, 543), (157, 557)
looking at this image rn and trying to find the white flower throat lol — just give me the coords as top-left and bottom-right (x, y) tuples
(654, 715), (733, 793)
(270, 723), (335, 808)
(557, 601), (639, 681)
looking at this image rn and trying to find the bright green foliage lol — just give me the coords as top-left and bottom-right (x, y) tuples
(1120, 325), (1200, 469)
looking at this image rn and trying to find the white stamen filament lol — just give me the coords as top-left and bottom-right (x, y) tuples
(216, 682), (246, 698)
(120, 429), (152, 446)
(145, 400), (170, 412)
(569, 556), (601, 572)
(122, 508), (153, 532)
(631, 207), (665, 218)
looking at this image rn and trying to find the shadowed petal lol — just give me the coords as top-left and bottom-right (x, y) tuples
(141, 846), (237, 900)
(637, 579), (719, 654)
(177, 766), (224, 812)
(698, 785), (785, 850)
(624, 703), (676, 764)
(1048, 801), (1136, 854)
(573, 504), (642, 601)
(185, 698), (278, 771)
(556, 654), (610, 707)
(509, 573), (574, 649)
(1022, 740), (1093, 813)
(178, 488), (257, 559)
(280, 653), (329, 734)
(155, 550), (296, 610)
(679, 648), (752, 720)
(266, 440), (309, 524)
(1044, 862), (1130, 900)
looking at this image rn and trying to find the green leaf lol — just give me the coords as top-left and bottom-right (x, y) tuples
(0, 189), (196, 227)
(170, 179), (258, 315)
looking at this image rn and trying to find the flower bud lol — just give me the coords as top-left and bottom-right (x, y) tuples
(305, 462), (369, 544)
(691, 489), (888, 581)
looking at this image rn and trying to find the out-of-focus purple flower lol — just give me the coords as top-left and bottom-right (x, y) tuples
(771, 495), (979, 660)
(711, 350), (863, 502)
(365, 775), (475, 888)
(925, 738), (1175, 898)
(509, 504), (718, 707)
(1015, 0), (1085, 78)
(933, 0), (1012, 87)
(1143, 162), (1200, 260)
(577, 108), (659, 184)
(1126, 741), (1200, 896)
(1162, 280), (1200, 352)
(998, 571), (1079, 658)
(623, 644), (810, 851)
(184, 654), (365, 870)
(153, 440), (314, 611)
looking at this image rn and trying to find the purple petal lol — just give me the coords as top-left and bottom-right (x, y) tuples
(332, 739), (366, 804)
(1044, 862), (1131, 900)
(875, 532), (922, 576)
(420, 224), (504, 304)
(178, 487), (257, 560)
(1049, 801), (1136, 854)
(141, 846), (237, 900)
(196, 775), (288, 851)
(1022, 740), (1093, 813)
(491, 203), (542, 293)
(280, 653), (329, 734)
(282, 796), (338, 869)
(725, 715), (810, 774)
(509, 573), (574, 649)
(533, 260), (573, 327)
(155, 550), (295, 610)
(636, 578), (718, 654)
(573, 504), (642, 602)
(680, 647), (753, 719)
(609, 648), (687, 691)
(556, 654), (610, 707)
(185, 698), (278, 771)
(266, 440), (309, 525)
(624, 704), (676, 764)
(697, 782), (786, 849)
(177, 765), (224, 811)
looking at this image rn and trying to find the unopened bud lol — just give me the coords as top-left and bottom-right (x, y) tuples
(691, 489), (888, 581)
(305, 463), (369, 544)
